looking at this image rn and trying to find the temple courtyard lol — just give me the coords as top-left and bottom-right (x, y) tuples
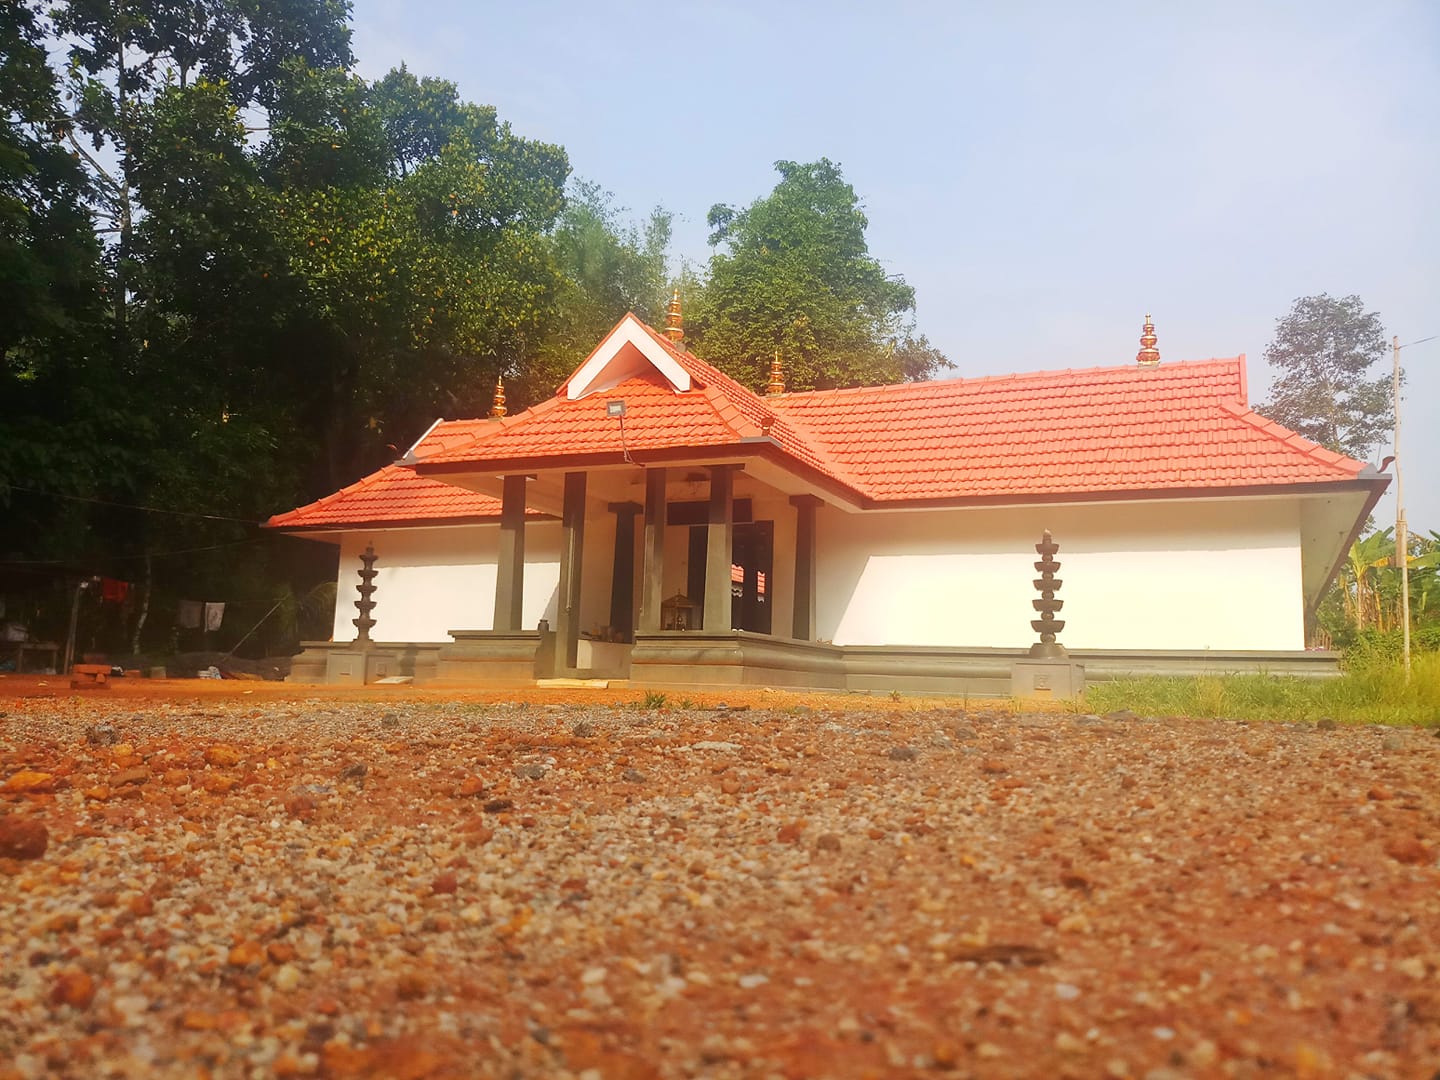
(1, 681), (1437, 1078)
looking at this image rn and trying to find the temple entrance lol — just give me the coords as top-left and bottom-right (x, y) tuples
(684, 518), (773, 633)
(732, 521), (773, 634)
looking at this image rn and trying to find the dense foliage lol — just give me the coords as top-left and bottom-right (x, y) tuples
(688, 159), (951, 392)
(0, 2), (946, 658)
(1316, 528), (1440, 654)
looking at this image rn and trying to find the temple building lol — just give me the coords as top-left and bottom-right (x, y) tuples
(266, 308), (1386, 692)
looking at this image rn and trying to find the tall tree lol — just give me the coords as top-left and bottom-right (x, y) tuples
(49, 0), (353, 337)
(688, 159), (950, 392)
(257, 63), (570, 486)
(517, 180), (671, 405)
(1256, 293), (1391, 462)
(0, 0), (116, 550)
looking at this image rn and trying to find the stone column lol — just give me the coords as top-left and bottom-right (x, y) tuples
(607, 501), (641, 640)
(555, 471), (587, 671)
(790, 495), (821, 640)
(704, 465), (736, 631)
(492, 474), (527, 631)
(639, 468), (667, 633)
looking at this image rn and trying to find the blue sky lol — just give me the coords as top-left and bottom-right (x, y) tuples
(350, 0), (1439, 532)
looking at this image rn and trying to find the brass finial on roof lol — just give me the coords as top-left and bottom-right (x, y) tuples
(766, 349), (785, 396)
(665, 288), (684, 345)
(1136, 314), (1160, 366)
(489, 374), (507, 418)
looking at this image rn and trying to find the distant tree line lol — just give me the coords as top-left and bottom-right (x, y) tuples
(0, 0), (948, 655)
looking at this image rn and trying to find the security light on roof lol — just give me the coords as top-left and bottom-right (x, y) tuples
(606, 400), (626, 418)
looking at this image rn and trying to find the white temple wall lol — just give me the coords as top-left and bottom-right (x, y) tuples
(814, 498), (1305, 651)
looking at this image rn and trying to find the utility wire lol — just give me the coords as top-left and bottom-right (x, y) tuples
(3, 484), (261, 524)
(0, 537), (265, 567)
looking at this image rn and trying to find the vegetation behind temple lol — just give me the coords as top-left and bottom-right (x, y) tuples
(0, 0), (952, 654)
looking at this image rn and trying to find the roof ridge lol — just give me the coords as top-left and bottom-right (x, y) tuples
(773, 356), (1246, 403)
(1214, 399), (1366, 475)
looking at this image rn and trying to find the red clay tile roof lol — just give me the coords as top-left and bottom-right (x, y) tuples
(272, 316), (1379, 531)
(266, 421), (544, 531)
(769, 356), (1369, 502)
(265, 464), (504, 531)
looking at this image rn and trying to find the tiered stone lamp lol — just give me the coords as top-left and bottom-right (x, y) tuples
(1011, 530), (1085, 699)
(1030, 530), (1065, 659)
(353, 544), (378, 645)
(320, 543), (397, 685)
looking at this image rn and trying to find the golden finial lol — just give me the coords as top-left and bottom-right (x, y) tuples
(490, 374), (507, 418)
(766, 349), (785, 396)
(1136, 314), (1160, 366)
(665, 288), (684, 345)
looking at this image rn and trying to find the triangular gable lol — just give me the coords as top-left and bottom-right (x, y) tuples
(563, 314), (692, 399)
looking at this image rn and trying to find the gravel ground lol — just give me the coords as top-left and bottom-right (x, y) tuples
(2, 688), (1438, 1079)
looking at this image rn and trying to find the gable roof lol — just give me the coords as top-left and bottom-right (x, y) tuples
(409, 313), (1374, 506)
(413, 315), (844, 484)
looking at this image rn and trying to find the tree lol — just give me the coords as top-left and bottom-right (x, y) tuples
(0, 0), (119, 560)
(687, 159), (951, 393)
(1256, 294), (1391, 462)
(516, 180), (671, 404)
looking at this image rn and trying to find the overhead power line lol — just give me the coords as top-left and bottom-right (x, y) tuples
(3, 484), (262, 525)
(0, 537), (267, 568)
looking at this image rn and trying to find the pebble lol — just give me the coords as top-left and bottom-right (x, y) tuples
(0, 815), (49, 859)
(86, 723), (120, 746)
(273, 964), (302, 992)
(887, 746), (919, 761)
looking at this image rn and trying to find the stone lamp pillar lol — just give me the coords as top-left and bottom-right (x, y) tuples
(353, 544), (378, 644)
(1011, 530), (1085, 699)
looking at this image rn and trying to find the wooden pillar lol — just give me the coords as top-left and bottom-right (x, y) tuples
(704, 465), (735, 631)
(608, 501), (641, 640)
(556, 472), (587, 671)
(790, 495), (821, 640)
(639, 468), (667, 633)
(492, 474), (527, 631)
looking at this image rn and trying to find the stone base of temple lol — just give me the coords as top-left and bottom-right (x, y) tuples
(287, 633), (1342, 693)
(289, 642), (443, 685)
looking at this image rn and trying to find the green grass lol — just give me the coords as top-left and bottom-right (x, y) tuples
(1082, 651), (1440, 727)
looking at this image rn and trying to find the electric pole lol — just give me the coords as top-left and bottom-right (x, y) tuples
(1392, 334), (1409, 679)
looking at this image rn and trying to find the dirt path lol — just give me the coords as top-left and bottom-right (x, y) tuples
(2, 688), (1437, 1078)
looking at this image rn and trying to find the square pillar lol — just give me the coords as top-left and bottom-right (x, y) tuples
(608, 501), (642, 640)
(704, 465), (736, 631)
(639, 468), (667, 633)
(790, 495), (821, 640)
(493, 474), (527, 631)
(555, 471), (587, 671)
